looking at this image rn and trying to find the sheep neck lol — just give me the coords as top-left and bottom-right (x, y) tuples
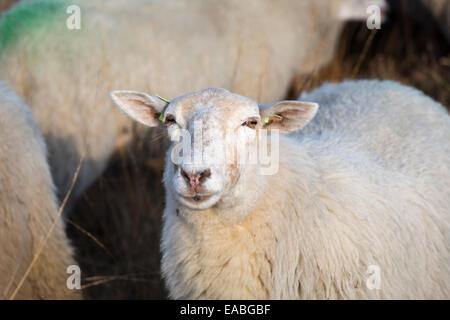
(164, 138), (316, 299)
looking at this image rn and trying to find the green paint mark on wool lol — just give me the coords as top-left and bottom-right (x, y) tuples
(0, 0), (70, 50)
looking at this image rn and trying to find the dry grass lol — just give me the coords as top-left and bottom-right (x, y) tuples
(2, 0), (448, 299)
(68, 136), (168, 299)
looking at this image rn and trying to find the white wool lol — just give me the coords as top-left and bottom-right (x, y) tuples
(0, 84), (81, 299)
(160, 80), (449, 299)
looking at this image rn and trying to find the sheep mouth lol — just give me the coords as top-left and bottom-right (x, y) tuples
(176, 191), (222, 209)
(181, 194), (213, 203)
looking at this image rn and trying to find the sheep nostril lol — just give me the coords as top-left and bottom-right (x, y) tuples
(180, 168), (211, 186)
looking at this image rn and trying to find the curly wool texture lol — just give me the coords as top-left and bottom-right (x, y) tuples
(0, 0), (372, 207)
(0, 84), (81, 299)
(161, 80), (450, 299)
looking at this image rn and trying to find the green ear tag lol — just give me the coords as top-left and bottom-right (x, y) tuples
(155, 94), (171, 122)
(264, 116), (270, 124)
(156, 94), (171, 104)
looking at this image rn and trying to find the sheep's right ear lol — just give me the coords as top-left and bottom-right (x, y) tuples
(260, 100), (319, 134)
(109, 90), (167, 127)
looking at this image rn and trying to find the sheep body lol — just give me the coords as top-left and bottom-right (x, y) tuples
(0, 0), (381, 206)
(0, 84), (81, 299)
(161, 80), (450, 299)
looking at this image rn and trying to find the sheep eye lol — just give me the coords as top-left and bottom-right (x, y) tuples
(165, 115), (176, 125)
(242, 119), (258, 129)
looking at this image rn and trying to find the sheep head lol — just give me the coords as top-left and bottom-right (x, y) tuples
(110, 88), (318, 211)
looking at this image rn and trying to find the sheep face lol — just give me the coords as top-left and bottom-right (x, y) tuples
(110, 88), (318, 211)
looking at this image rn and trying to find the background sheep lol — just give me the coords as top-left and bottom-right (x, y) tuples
(0, 0), (384, 207)
(110, 80), (449, 299)
(0, 84), (82, 299)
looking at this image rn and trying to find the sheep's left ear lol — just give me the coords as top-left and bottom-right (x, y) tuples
(109, 90), (168, 127)
(259, 101), (318, 133)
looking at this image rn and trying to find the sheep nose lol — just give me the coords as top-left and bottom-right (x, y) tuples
(180, 168), (211, 188)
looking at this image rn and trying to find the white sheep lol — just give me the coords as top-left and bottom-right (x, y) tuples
(0, 0), (386, 207)
(0, 84), (82, 299)
(110, 80), (450, 299)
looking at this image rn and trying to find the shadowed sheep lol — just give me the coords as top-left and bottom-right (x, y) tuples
(110, 80), (449, 299)
(0, 0), (386, 208)
(0, 84), (82, 299)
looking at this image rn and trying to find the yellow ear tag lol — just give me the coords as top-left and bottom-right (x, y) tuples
(264, 115), (282, 124)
